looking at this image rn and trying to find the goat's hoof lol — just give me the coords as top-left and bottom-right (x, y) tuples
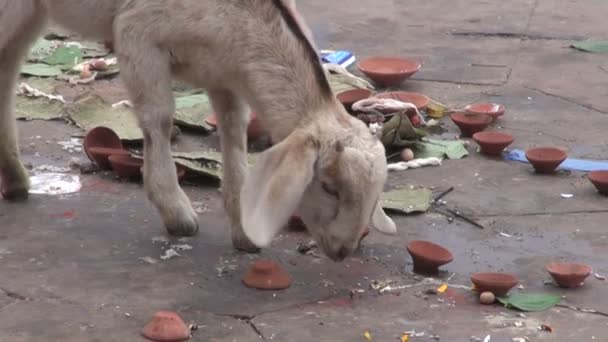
(232, 233), (260, 253)
(163, 206), (199, 237)
(1, 170), (30, 201)
(1, 187), (29, 201)
(165, 217), (199, 237)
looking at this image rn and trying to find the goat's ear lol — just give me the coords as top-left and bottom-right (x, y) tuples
(371, 202), (397, 234)
(241, 133), (319, 247)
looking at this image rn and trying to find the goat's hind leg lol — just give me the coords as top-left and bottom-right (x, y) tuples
(0, 1), (46, 200)
(114, 20), (198, 236)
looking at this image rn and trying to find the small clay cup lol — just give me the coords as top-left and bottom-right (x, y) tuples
(84, 126), (124, 163)
(472, 131), (514, 156)
(336, 89), (373, 110)
(471, 272), (518, 297)
(406, 240), (454, 275)
(376, 91), (430, 112)
(358, 56), (422, 87)
(87, 147), (130, 170)
(242, 260), (292, 290)
(589, 170), (608, 195)
(108, 154), (143, 179)
(206, 112), (266, 140)
(287, 214), (307, 231)
(465, 103), (506, 121)
(525, 147), (567, 174)
(546, 262), (592, 288)
(450, 112), (493, 137)
(141, 310), (190, 342)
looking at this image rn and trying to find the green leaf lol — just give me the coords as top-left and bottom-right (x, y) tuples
(173, 93), (214, 131)
(28, 38), (56, 62)
(21, 63), (63, 77)
(571, 41), (608, 53)
(497, 293), (561, 312)
(65, 94), (143, 141)
(412, 138), (469, 160)
(15, 96), (64, 121)
(42, 46), (82, 67)
(380, 186), (432, 214)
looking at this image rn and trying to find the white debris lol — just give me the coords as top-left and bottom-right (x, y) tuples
(65, 41), (85, 49)
(160, 249), (181, 260)
(483, 335), (491, 342)
(138, 257), (158, 264)
(560, 193), (574, 198)
(58, 138), (83, 153)
(499, 232), (512, 238)
(16, 82), (66, 103)
(112, 100), (133, 108)
(32, 164), (71, 173)
(594, 273), (606, 281)
(29, 173), (81, 195)
(170, 244), (193, 251)
(387, 157), (442, 171)
(152, 236), (169, 244)
(69, 71), (97, 85)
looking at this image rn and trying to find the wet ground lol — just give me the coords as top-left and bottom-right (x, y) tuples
(1, 0), (608, 341)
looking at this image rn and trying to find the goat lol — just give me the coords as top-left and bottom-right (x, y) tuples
(0, 0), (396, 261)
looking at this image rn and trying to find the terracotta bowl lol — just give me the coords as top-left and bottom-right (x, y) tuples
(87, 147), (130, 170)
(471, 272), (519, 297)
(141, 310), (190, 342)
(336, 89), (373, 110)
(450, 112), (493, 137)
(525, 147), (567, 174)
(376, 91), (430, 112)
(465, 103), (506, 121)
(472, 131), (514, 156)
(242, 260), (292, 290)
(406, 240), (454, 275)
(205, 112), (266, 140)
(84, 126), (123, 162)
(287, 214), (307, 231)
(108, 154), (143, 179)
(589, 170), (608, 195)
(546, 262), (592, 289)
(358, 56), (422, 87)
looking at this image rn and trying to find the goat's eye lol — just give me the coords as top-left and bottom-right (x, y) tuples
(321, 182), (339, 198)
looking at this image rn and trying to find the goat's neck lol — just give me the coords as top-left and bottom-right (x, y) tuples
(239, 46), (334, 143)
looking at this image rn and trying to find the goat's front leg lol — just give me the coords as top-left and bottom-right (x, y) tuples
(208, 90), (259, 253)
(0, 1), (46, 200)
(114, 29), (198, 236)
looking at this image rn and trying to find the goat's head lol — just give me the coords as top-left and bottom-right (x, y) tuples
(241, 104), (396, 261)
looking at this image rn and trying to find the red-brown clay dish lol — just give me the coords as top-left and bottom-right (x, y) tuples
(336, 89), (373, 110)
(287, 214), (307, 231)
(450, 112), (493, 137)
(472, 131), (514, 156)
(358, 56), (422, 87)
(108, 154), (143, 179)
(465, 103), (506, 121)
(471, 272), (518, 297)
(406, 240), (454, 275)
(84, 126), (123, 162)
(141, 310), (190, 342)
(588, 170), (608, 195)
(242, 260), (292, 290)
(525, 147), (567, 174)
(205, 112), (266, 140)
(87, 147), (130, 170)
(376, 91), (430, 111)
(546, 262), (592, 288)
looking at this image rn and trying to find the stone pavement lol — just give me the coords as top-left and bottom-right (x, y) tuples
(1, 1), (607, 341)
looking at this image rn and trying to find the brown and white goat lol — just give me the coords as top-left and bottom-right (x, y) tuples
(0, 0), (396, 261)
